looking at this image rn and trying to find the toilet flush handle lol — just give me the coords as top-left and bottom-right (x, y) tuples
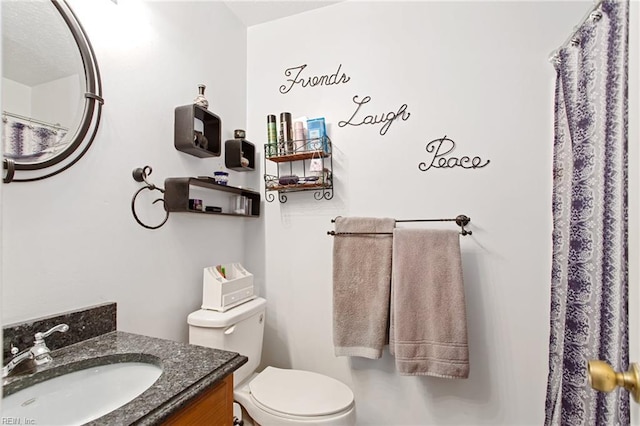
(224, 325), (236, 335)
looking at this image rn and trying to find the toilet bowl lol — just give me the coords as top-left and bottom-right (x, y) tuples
(234, 367), (355, 425)
(187, 297), (356, 426)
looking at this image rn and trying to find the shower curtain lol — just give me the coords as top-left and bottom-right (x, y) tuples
(545, 0), (629, 424)
(2, 117), (68, 160)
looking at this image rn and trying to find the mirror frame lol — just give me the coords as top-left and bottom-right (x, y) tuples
(2, 0), (104, 183)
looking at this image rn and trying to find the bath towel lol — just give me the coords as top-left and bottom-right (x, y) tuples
(389, 229), (469, 378)
(332, 217), (395, 359)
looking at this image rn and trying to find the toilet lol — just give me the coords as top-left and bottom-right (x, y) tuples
(187, 297), (356, 425)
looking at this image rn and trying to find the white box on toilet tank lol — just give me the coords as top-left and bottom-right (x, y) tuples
(202, 263), (255, 311)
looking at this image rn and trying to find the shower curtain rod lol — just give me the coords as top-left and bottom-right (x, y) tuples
(2, 111), (68, 131)
(549, 0), (604, 60)
(327, 214), (472, 236)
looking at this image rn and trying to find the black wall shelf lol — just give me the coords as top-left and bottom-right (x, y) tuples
(174, 104), (221, 158)
(164, 177), (260, 217)
(225, 138), (255, 171)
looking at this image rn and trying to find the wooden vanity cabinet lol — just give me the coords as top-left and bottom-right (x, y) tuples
(162, 375), (233, 426)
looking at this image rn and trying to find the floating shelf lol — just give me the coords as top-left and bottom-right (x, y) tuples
(164, 177), (260, 217)
(174, 104), (221, 158)
(225, 138), (255, 171)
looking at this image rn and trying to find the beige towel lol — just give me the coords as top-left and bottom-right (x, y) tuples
(333, 217), (395, 359)
(390, 229), (469, 378)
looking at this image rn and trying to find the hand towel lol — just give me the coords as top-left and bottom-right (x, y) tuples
(332, 217), (395, 359)
(390, 229), (469, 378)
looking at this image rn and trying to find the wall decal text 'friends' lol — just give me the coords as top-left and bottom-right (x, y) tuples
(279, 64), (351, 94)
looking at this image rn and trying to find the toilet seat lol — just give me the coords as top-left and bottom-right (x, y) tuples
(249, 367), (354, 418)
(234, 367), (356, 425)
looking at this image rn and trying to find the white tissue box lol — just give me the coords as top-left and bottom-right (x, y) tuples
(202, 263), (255, 312)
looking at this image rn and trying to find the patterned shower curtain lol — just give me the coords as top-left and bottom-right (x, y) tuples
(2, 117), (68, 161)
(545, 0), (629, 424)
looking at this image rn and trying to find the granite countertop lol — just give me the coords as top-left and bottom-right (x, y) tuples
(2, 331), (248, 425)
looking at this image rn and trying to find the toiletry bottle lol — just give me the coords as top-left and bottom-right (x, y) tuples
(267, 115), (277, 157)
(294, 121), (306, 152)
(307, 117), (326, 151)
(280, 112), (293, 154)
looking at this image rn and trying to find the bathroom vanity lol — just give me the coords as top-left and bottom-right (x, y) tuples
(163, 374), (234, 425)
(2, 304), (247, 425)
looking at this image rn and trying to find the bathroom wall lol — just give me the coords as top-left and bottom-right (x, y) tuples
(2, 79), (31, 117)
(247, 1), (640, 425)
(3, 75), (80, 128)
(31, 75), (83, 131)
(1, 0), (254, 342)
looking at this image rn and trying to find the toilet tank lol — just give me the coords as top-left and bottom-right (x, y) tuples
(188, 297), (266, 386)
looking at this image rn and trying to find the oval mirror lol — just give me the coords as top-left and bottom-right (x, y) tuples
(2, 0), (103, 183)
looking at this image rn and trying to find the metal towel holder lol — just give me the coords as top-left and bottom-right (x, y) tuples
(327, 214), (472, 236)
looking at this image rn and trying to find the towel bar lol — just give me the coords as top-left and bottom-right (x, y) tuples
(328, 214), (472, 236)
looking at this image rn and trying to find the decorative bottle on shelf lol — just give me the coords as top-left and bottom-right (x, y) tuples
(194, 84), (209, 109)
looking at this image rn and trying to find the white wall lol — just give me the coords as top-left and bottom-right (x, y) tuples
(3, 75), (80, 130)
(32, 74), (83, 132)
(1, 0), (250, 342)
(247, 1), (639, 425)
(2, 78), (31, 117)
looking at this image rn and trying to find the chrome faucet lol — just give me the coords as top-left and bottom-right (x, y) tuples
(2, 323), (69, 378)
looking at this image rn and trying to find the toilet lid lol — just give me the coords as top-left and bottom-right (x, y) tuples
(249, 367), (354, 417)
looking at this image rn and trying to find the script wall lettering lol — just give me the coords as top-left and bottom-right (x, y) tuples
(279, 64), (351, 94)
(418, 136), (490, 171)
(338, 95), (410, 136)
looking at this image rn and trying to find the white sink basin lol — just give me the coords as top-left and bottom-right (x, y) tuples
(2, 361), (162, 425)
